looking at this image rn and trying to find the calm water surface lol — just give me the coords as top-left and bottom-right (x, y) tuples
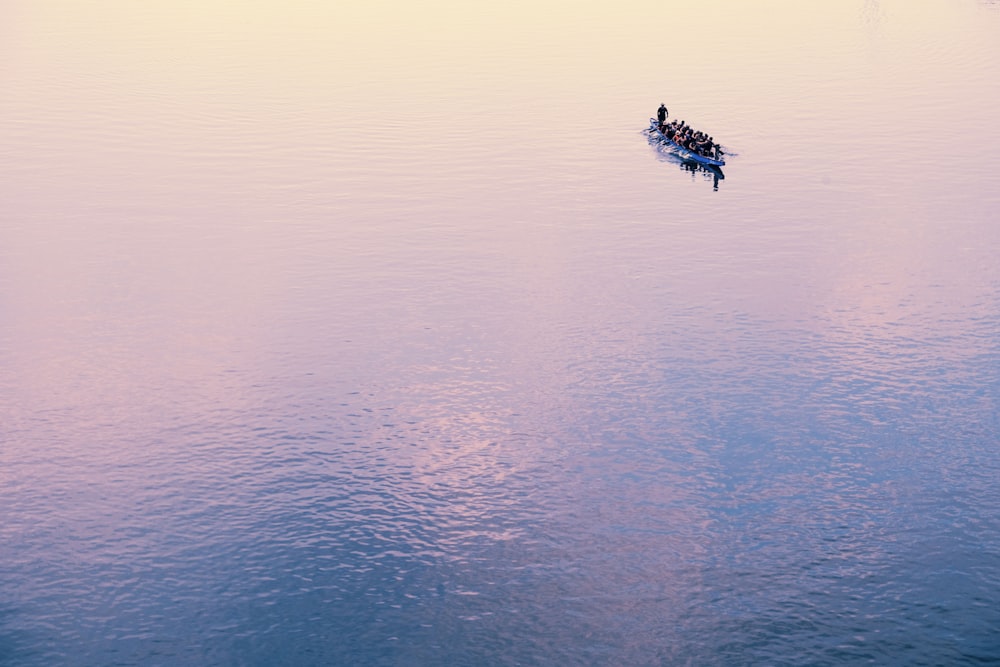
(3, 0), (1000, 664)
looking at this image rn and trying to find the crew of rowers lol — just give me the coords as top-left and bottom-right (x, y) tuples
(656, 115), (723, 161)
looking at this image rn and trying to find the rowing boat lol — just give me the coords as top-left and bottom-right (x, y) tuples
(647, 118), (726, 167)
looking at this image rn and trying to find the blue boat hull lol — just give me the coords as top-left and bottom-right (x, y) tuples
(648, 118), (726, 167)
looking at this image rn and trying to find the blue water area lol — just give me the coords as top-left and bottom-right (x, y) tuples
(2, 0), (1000, 664)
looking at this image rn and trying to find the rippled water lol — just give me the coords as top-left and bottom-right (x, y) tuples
(3, 0), (1000, 664)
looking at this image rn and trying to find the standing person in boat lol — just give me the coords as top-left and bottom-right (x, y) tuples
(657, 103), (668, 126)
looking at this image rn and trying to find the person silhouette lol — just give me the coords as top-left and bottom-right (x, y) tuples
(657, 103), (668, 125)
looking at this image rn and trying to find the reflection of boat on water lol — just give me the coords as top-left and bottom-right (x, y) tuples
(647, 117), (726, 167)
(681, 160), (724, 181)
(678, 160), (724, 191)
